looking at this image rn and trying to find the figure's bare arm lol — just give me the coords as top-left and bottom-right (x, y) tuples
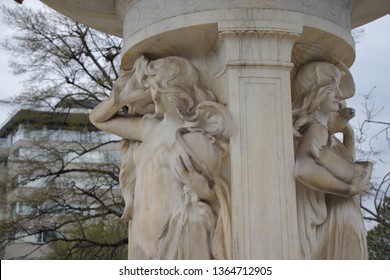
(89, 94), (122, 124)
(89, 71), (152, 141)
(90, 114), (143, 141)
(328, 105), (356, 160)
(295, 125), (358, 196)
(89, 97), (144, 141)
(342, 123), (356, 161)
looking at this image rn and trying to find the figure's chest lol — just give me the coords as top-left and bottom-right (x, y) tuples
(134, 123), (178, 166)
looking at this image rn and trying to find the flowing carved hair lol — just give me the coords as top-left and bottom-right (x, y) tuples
(292, 62), (343, 137)
(139, 56), (216, 120)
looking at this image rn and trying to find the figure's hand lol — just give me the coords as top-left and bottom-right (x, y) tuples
(350, 161), (373, 196)
(328, 103), (355, 134)
(174, 151), (215, 201)
(111, 74), (148, 107)
(351, 179), (370, 196)
(350, 183), (370, 196)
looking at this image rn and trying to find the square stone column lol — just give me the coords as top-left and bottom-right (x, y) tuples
(36, 0), (390, 261)
(218, 24), (302, 259)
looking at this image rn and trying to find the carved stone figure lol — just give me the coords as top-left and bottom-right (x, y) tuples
(292, 61), (372, 259)
(89, 55), (232, 259)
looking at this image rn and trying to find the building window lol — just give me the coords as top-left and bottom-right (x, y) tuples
(36, 231), (57, 244)
(64, 150), (120, 163)
(0, 138), (8, 148)
(12, 202), (34, 216)
(16, 175), (48, 188)
(14, 232), (37, 244)
(12, 147), (54, 162)
(0, 155), (7, 167)
(14, 231), (57, 244)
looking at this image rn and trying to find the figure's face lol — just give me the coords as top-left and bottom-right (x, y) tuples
(151, 86), (172, 115)
(318, 82), (342, 115)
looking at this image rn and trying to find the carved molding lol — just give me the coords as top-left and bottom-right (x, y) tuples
(217, 28), (301, 71)
(117, 0), (351, 38)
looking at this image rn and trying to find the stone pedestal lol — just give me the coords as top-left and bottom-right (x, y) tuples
(40, 0), (390, 259)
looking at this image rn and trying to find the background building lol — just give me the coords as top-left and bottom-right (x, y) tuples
(0, 106), (123, 259)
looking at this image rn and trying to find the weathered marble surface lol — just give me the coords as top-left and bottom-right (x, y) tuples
(41, 0), (385, 259)
(90, 56), (232, 259)
(292, 61), (372, 259)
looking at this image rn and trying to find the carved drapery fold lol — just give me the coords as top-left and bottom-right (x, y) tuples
(90, 55), (232, 259)
(292, 60), (371, 259)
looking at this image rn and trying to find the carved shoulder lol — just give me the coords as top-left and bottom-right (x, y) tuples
(297, 123), (329, 154)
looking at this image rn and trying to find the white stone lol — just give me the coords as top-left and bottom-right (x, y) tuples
(292, 61), (372, 259)
(40, 0), (387, 259)
(90, 56), (232, 259)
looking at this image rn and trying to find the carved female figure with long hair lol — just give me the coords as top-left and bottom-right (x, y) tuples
(292, 61), (371, 259)
(90, 55), (231, 259)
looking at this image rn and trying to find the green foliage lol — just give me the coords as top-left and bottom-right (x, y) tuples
(354, 88), (390, 260)
(367, 196), (390, 260)
(47, 219), (128, 260)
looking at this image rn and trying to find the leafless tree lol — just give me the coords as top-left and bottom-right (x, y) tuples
(0, 5), (127, 259)
(353, 88), (389, 259)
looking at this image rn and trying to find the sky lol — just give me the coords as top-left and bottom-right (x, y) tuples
(0, 1), (389, 182)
